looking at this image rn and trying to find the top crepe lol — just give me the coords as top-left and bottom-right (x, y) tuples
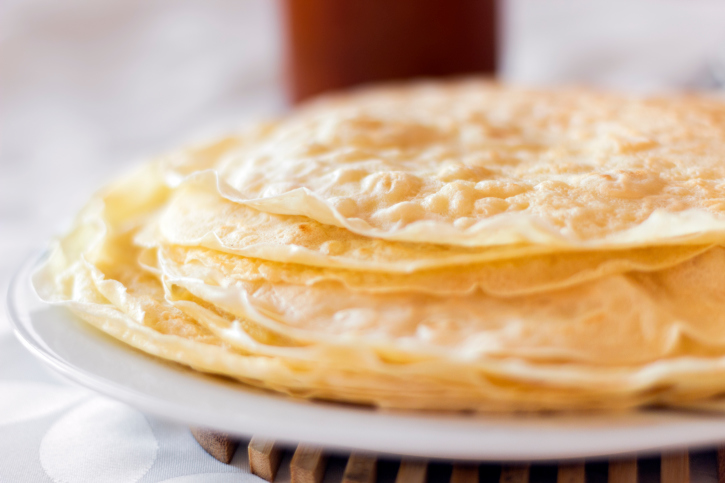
(163, 80), (725, 247)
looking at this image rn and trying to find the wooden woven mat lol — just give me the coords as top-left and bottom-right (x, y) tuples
(190, 428), (717, 483)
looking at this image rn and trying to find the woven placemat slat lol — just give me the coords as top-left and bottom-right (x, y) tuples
(249, 436), (282, 481)
(342, 453), (377, 483)
(396, 459), (428, 483)
(609, 458), (638, 483)
(189, 427), (238, 464)
(558, 462), (586, 483)
(717, 448), (725, 483)
(500, 464), (531, 483)
(661, 452), (690, 483)
(451, 464), (479, 483)
(291, 444), (328, 483)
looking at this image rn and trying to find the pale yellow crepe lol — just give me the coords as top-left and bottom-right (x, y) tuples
(145, 179), (709, 274)
(161, 80), (725, 247)
(155, 242), (725, 366)
(141, 178), (554, 272)
(155, 242), (709, 298)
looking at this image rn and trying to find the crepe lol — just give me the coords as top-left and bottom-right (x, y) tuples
(163, 80), (725, 248)
(33, 80), (725, 412)
(156, 243), (725, 365)
(144, 178), (709, 274)
(33, 205), (725, 410)
(154, 242), (709, 298)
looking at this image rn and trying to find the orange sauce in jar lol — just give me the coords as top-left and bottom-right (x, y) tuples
(280, 0), (498, 103)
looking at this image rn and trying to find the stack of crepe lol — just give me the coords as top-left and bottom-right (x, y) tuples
(34, 80), (725, 411)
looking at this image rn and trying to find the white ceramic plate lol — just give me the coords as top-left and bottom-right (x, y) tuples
(8, 253), (725, 461)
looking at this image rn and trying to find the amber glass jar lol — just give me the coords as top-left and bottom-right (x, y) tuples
(280, 0), (498, 103)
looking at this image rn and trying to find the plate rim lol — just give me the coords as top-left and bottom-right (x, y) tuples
(9, 250), (725, 461)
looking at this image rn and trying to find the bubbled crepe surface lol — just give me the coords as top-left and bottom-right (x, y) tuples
(32, 81), (725, 411)
(182, 81), (725, 247)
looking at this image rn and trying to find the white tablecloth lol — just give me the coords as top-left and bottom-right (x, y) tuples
(2, 1), (725, 481)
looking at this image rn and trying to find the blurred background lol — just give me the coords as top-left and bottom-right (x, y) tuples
(1, 2), (725, 479)
(1, 0), (725, 276)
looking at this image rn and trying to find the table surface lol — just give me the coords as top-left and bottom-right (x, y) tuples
(3, 0), (725, 481)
